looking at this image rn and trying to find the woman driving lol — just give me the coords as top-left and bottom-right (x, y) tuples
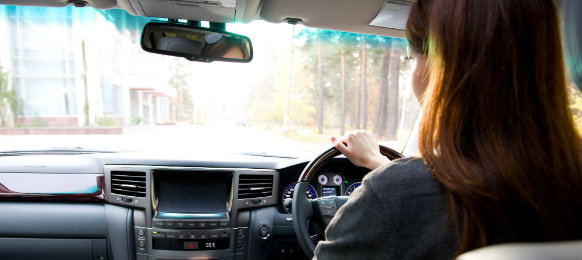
(314, 0), (582, 259)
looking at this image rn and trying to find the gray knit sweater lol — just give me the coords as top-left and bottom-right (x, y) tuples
(313, 157), (459, 260)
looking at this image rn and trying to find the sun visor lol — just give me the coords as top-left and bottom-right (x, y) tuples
(369, 0), (411, 31)
(128, 0), (243, 23)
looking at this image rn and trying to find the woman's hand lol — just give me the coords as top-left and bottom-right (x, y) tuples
(331, 130), (390, 170)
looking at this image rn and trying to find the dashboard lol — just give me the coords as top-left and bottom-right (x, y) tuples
(0, 151), (370, 260)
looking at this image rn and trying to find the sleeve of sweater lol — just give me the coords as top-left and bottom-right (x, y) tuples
(313, 165), (394, 260)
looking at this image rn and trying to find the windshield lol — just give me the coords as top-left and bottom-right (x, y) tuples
(0, 7), (580, 157)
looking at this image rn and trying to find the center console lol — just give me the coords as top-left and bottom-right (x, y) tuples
(104, 166), (279, 260)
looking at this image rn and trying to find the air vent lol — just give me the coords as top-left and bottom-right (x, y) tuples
(238, 175), (273, 199)
(110, 171), (146, 197)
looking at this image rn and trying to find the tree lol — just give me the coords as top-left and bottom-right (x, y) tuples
(316, 30), (324, 134)
(82, 40), (90, 126)
(169, 60), (193, 122)
(386, 41), (402, 140)
(0, 66), (22, 127)
(373, 41), (392, 137)
(360, 35), (368, 130)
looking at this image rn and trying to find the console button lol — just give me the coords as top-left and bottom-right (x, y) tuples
(197, 221), (208, 229)
(185, 221), (197, 229)
(175, 221), (185, 229)
(184, 242), (198, 250)
(199, 232), (208, 239)
(235, 238), (244, 248)
(207, 220), (218, 229)
(188, 232), (197, 239)
(166, 233), (177, 239)
(237, 229), (245, 238)
(138, 240), (145, 248)
(178, 233), (186, 239)
(122, 197), (133, 203)
(218, 221), (229, 228)
(220, 231), (230, 238)
(153, 219), (164, 228)
(164, 221), (175, 228)
(209, 231), (219, 239)
(257, 224), (271, 240)
(152, 232), (165, 239)
(137, 229), (145, 237)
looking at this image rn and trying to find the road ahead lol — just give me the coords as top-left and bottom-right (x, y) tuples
(0, 124), (329, 158)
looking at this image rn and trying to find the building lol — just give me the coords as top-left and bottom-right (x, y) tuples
(0, 6), (176, 128)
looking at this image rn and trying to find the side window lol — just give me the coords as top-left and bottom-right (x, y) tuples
(567, 74), (582, 135)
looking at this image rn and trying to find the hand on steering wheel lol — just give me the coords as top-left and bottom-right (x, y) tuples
(331, 130), (391, 170)
(292, 132), (403, 258)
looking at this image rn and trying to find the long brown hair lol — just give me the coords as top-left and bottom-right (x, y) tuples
(407, 0), (582, 255)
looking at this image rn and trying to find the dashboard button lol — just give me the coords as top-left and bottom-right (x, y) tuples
(207, 220), (218, 229)
(209, 231), (219, 239)
(166, 233), (177, 239)
(153, 219), (164, 228)
(138, 240), (145, 248)
(137, 229), (145, 237)
(175, 221), (185, 229)
(235, 238), (244, 248)
(199, 232), (208, 239)
(220, 231), (230, 238)
(164, 221), (175, 228)
(152, 232), (165, 239)
(178, 233), (186, 239)
(218, 221), (229, 228)
(237, 229), (245, 238)
(184, 242), (198, 250)
(184, 220), (196, 228)
(188, 232), (197, 239)
(197, 221), (208, 229)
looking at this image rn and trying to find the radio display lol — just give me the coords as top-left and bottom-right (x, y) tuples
(155, 170), (232, 215)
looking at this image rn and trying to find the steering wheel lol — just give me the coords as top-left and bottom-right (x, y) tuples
(292, 145), (404, 258)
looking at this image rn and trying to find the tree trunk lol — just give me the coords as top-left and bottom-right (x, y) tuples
(81, 40), (90, 126)
(284, 25), (295, 130)
(340, 47), (346, 135)
(374, 46), (391, 138)
(355, 47), (361, 129)
(361, 36), (367, 130)
(386, 43), (401, 140)
(317, 32), (324, 134)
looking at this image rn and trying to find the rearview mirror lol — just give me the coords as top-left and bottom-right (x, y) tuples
(141, 22), (253, 63)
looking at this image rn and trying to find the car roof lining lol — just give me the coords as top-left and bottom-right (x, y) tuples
(258, 0), (408, 38)
(0, 0), (409, 38)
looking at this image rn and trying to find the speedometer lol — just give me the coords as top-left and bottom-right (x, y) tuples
(281, 183), (318, 213)
(345, 182), (362, 196)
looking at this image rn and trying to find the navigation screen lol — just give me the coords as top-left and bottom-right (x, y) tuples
(155, 171), (231, 214)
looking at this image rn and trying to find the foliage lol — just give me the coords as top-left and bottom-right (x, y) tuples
(96, 116), (116, 126)
(169, 60), (194, 122)
(567, 80), (582, 135)
(29, 117), (48, 127)
(246, 27), (409, 140)
(0, 65), (22, 127)
(130, 116), (142, 125)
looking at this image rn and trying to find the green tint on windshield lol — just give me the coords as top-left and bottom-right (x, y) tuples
(0, 6), (420, 155)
